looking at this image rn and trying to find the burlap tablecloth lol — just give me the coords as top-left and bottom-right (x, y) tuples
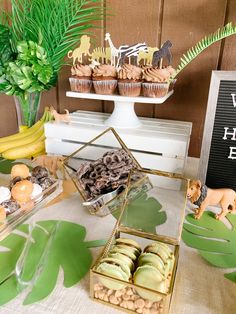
(0, 183), (235, 314)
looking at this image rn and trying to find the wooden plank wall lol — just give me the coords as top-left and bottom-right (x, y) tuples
(0, 0), (235, 157)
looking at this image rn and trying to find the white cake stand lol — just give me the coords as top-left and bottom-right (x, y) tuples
(66, 91), (173, 129)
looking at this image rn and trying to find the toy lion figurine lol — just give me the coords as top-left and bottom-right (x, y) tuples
(187, 179), (236, 220)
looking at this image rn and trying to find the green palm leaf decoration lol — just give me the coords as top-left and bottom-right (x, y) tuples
(0, 220), (106, 305)
(182, 211), (236, 284)
(1, 0), (105, 88)
(173, 22), (236, 79)
(112, 192), (167, 234)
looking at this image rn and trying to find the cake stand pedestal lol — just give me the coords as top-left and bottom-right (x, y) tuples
(66, 91), (173, 129)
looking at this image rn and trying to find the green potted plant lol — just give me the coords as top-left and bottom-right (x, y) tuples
(0, 0), (104, 127)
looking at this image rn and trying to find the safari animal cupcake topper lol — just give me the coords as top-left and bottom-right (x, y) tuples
(67, 35), (92, 64)
(67, 32), (164, 69)
(152, 40), (173, 68)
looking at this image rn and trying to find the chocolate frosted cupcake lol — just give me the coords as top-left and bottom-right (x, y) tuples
(118, 64), (142, 97)
(142, 67), (172, 98)
(92, 64), (117, 95)
(69, 64), (92, 93)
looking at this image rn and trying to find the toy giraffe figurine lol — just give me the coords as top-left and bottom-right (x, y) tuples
(67, 35), (91, 65)
(105, 33), (119, 66)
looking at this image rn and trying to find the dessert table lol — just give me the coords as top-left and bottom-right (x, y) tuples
(0, 159), (235, 314)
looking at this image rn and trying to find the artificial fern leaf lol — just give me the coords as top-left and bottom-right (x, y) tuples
(173, 22), (236, 79)
(0, 0), (105, 88)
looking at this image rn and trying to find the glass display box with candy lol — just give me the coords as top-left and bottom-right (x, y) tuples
(0, 163), (62, 241)
(90, 168), (188, 313)
(63, 128), (145, 216)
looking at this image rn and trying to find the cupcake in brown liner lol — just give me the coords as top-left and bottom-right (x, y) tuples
(142, 67), (173, 98)
(166, 66), (177, 91)
(118, 64), (142, 97)
(69, 64), (92, 93)
(92, 64), (117, 95)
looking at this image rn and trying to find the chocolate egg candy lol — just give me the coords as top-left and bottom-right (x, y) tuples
(1, 199), (20, 215)
(26, 176), (39, 184)
(11, 164), (30, 179)
(31, 166), (49, 180)
(38, 177), (54, 190)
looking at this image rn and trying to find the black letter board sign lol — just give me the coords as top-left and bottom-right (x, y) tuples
(199, 71), (236, 189)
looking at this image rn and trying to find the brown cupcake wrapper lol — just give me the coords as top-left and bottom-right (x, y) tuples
(118, 79), (142, 83)
(142, 82), (169, 98)
(92, 76), (117, 81)
(69, 77), (92, 93)
(93, 80), (117, 95)
(118, 82), (142, 97)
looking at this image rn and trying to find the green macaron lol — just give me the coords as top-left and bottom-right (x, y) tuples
(133, 264), (167, 302)
(145, 241), (173, 258)
(110, 245), (137, 261)
(144, 243), (172, 263)
(108, 252), (135, 271)
(96, 257), (130, 290)
(115, 238), (142, 254)
(138, 252), (168, 278)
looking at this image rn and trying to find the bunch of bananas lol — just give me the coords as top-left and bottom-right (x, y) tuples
(0, 108), (53, 160)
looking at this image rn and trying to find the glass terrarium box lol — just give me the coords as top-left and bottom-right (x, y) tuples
(90, 168), (188, 314)
(63, 128), (142, 216)
(0, 165), (62, 241)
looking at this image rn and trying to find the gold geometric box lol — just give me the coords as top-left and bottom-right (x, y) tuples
(90, 168), (188, 313)
(63, 127), (142, 216)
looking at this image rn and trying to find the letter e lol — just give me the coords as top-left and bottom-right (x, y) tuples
(228, 147), (236, 159)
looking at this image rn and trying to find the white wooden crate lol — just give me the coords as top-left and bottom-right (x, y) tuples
(45, 110), (192, 188)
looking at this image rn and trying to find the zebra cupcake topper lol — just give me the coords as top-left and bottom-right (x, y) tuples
(104, 33), (149, 67)
(117, 42), (148, 66)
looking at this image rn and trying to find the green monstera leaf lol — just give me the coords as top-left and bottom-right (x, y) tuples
(182, 211), (236, 284)
(112, 192), (167, 234)
(0, 220), (106, 305)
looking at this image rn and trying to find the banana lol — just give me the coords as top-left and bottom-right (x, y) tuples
(2, 137), (45, 160)
(0, 108), (50, 144)
(26, 149), (46, 159)
(0, 125), (44, 153)
(19, 125), (29, 133)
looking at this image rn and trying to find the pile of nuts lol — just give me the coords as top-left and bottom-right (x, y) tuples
(94, 283), (164, 314)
